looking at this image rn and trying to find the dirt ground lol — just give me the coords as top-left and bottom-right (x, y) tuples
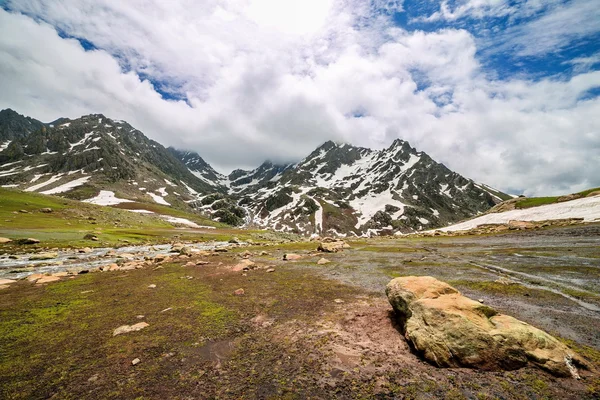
(1, 224), (599, 399)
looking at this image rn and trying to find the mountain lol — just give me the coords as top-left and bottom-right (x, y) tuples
(174, 140), (512, 236)
(0, 108), (511, 235)
(0, 110), (219, 208)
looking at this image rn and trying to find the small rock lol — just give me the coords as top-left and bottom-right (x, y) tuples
(148, 284), (157, 289)
(79, 247), (93, 254)
(334, 299), (344, 304)
(30, 252), (58, 260)
(113, 322), (149, 336)
(232, 259), (256, 272)
(35, 275), (61, 284)
(160, 307), (172, 313)
(233, 288), (245, 296)
(17, 238), (40, 245)
(266, 268), (275, 273)
(478, 299), (484, 303)
(317, 258), (331, 265)
(0, 278), (17, 285)
(0, 237), (12, 244)
(283, 253), (302, 261)
(40, 208), (53, 213)
(26, 274), (44, 282)
(131, 358), (141, 366)
(19, 209), (29, 213)
(136, 315), (145, 319)
(83, 233), (99, 241)
(87, 374), (99, 382)
(179, 247), (193, 257)
(228, 237), (240, 244)
(195, 261), (209, 266)
(153, 254), (169, 262)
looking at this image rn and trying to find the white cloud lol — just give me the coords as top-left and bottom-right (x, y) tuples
(0, 2), (599, 196)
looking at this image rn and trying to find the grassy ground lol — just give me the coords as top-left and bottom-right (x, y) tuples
(514, 187), (600, 209)
(0, 188), (241, 248)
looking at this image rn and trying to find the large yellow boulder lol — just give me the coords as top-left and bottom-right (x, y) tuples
(386, 276), (586, 378)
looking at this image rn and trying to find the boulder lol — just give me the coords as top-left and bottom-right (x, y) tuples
(317, 258), (331, 265)
(40, 208), (53, 213)
(17, 238), (40, 245)
(283, 253), (302, 261)
(0, 237), (12, 244)
(386, 276), (586, 378)
(0, 278), (16, 285)
(232, 259), (256, 272)
(179, 246), (193, 257)
(113, 322), (149, 336)
(30, 252), (58, 260)
(317, 240), (349, 253)
(35, 275), (61, 284)
(83, 234), (99, 241)
(26, 274), (45, 282)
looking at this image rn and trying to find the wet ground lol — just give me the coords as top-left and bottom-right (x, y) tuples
(272, 224), (600, 349)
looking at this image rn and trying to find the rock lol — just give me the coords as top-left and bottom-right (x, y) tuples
(19, 209), (29, 213)
(557, 193), (582, 203)
(232, 259), (256, 272)
(87, 374), (99, 382)
(79, 247), (93, 254)
(333, 298), (344, 304)
(229, 237), (240, 244)
(0, 237), (12, 244)
(148, 284), (157, 288)
(0, 278), (17, 285)
(40, 208), (53, 213)
(214, 248), (228, 253)
(179, 246), (193, 257)
(507, 220), (537, 230)
(266, 268), (275, 273)
(184, 261), (195, 267)
(30, 252), (58, 260)
(153, 254), (169, 262)
(386, 276), (587, 378)
(17, 238), (40, 245)
(35, 276), (61, 284)
(317, 258), (331, 265)
(195, 261), (209, 266)
(113, 322), (149, 336)
(283, 253), (302, 261)
(317, 240), (349, 253)
(83, 233), (99, 241)
(260, 251), (269, 256)
(26, 274), (44, 282)
(233, 288), (245, 296)
(131, 358), (141, 366)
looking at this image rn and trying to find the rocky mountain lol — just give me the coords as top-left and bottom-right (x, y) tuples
(0, 110), (217, 209)
(175, 140), (512, 236)
(0, 108), (511, 235)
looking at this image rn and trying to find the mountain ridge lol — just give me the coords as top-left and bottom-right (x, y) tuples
(0, 108), (512, 235)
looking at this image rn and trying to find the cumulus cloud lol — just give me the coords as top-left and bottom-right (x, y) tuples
(0, 1), (599, 196)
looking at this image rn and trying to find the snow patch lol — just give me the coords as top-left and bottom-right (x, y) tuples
(83, 190), (133, 206)
(40, 176), (91, 194)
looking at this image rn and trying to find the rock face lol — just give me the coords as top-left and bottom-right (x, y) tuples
(386, 276), (586, 378)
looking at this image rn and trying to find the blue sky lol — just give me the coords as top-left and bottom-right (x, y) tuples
(0, 0), (599, 195)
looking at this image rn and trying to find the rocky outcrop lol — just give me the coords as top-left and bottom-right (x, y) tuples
(317, 239), (350, 253)
(386, 276), (587, 378)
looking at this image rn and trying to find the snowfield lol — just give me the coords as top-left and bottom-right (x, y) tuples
(440, 195), (600, 232)
(83, 190), (133, 206)
(40, 176), (91, 195)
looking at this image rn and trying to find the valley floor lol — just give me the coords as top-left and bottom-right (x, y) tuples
(1, 224), (600, 399)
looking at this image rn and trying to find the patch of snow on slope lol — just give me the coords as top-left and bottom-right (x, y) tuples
(60, 122), (71, 127)
(308, 196), (323, 233)
(83, 190), (133, 206)
(160, 215), (200, 228)
(40, 176), (91, 194)
(149, 192), (170, 206)
(69, 132), (95, 150)
(350, 189), (405, 228)
(0, 141), (11, 152)
(157, 187), (168, 196)
(25, 174), (63, 192)
(440, 195), (600, 232)
(182, 181), (198, 195)
(128, 209), (154, 214)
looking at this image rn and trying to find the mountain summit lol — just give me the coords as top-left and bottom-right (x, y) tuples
(0, 109), (511, 235)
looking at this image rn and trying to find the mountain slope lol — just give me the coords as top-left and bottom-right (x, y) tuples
(0, 111), (220, 208)
(174, 140), (511, 236)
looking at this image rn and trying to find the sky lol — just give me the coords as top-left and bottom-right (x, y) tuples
(0, 0), (599, 196)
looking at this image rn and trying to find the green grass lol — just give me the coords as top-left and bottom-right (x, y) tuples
(0, 188), (243, 248)
(514, 186), (600, 209)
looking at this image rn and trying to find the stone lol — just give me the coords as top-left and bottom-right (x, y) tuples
(232, 259), (256, 272)
(35, 275), (61, 284)
(317, 240), (349, 253)
(30, 252), (58, 260)
(83, 234), (99, 241)
(317, 258), (331, 265)
(17, 238), (40, 245)
(131, 358), (141, 366)
(79, 247), (93, 254)
(0, 237), (12, 244)
(195, 261), (209, 266)
(148, 284), (157, 288)
(153, 254), (170, 262)
(19, 209), (29, 213)
(283, 253), (302, 261)
(179, 246), (193, 256)
(40, 208), (53, 213)
(386, 276), (587, 378)
(233, 288), (245, 296)
(333, 298), (344, 304)
(266, 268), (275, 273)
(0, 278), (17, 285)
(26, 274), (44, 282)
(113, 322), (149, 336)
(229, 237), (241, 244)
